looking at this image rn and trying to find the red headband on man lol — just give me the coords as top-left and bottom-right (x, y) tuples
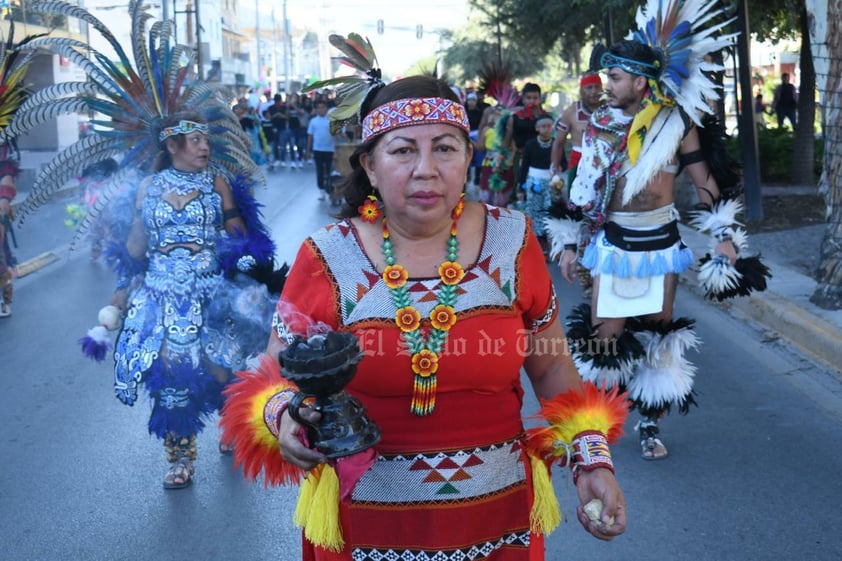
(580, 74), (602, 88)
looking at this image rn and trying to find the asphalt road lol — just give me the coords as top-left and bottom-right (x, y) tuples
(1, 167), (841, 561)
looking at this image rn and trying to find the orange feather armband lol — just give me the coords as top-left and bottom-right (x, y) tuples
(525, 382), (629, 480)
(220, 353), (305, 487)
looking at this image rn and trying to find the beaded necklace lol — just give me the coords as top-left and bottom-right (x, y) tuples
(381, 195), (466, 416)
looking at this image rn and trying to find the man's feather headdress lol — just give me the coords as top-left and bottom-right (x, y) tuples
(598, 0), (738, 204)
(629, 0), (737, 125)
(4, 0), (260, 223)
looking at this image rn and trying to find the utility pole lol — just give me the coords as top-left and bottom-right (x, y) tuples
(283, 0), (290, 94)
(195, 0), (203, 80)
(255, 0), (261, 83)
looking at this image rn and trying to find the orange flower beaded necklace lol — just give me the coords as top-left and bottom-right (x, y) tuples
(380, 194), (466, 416)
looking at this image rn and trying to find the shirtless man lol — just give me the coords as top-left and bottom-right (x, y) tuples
(551, 73), (603, 295)
(548, 39), (737, 461)
(550, 72), (603, 190)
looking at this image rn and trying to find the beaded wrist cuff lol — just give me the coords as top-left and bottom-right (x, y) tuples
(264, 389), (296, 438)
(570, 430), (614, 484)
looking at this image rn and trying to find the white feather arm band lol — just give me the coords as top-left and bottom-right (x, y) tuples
(543, 217), (582, 260)
(689, 199), (744, 238)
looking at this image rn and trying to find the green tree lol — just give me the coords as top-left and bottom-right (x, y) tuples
(748, 0), (817, 186)
(444, 0), (637, 83)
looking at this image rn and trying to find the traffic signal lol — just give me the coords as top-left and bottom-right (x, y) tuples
(377, 19), (384, 34)
(416, 24), (423, 39)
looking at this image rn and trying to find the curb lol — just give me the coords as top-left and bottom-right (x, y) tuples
(9, 183), (78, 277)
(678, 223), (842, 372)
(15, 252), (59, 278)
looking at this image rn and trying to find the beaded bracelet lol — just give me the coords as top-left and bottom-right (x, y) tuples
(570, 430), (614, 484)
(263, 389), (297, 438)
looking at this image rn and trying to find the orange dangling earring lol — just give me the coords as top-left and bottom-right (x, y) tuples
(358, 194), (382, 223)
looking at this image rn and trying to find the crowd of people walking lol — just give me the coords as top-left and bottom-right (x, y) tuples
(0, 0), (777, 559)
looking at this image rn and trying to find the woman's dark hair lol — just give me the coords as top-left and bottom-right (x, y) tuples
(154, 111), (206, 172)
(338, 75), (468, 218)
(82, 157), (119, 181)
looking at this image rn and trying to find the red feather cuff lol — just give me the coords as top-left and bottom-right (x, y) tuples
(525, 383), (629, 464)
(220, 354), (304, 487)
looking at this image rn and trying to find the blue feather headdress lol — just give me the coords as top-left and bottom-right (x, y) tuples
(4, 0), (262, 223)
(628, 0), (737, 125)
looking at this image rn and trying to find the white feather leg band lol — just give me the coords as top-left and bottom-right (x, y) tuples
(574, 355), (637, 389)
(543, 217), (582, 261)
(628, 323), (700, 412)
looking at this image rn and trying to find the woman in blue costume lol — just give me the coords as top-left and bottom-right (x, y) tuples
(1, 2), (282, 491)
(112, 113), (266, 489)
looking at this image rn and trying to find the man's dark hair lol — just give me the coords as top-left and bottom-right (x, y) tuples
(522, 82), (541, 95)
(608, 40), (660, 70)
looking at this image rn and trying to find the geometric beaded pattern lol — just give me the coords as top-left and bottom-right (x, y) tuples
(351, 530), (531, 561)
(351, 438), (526, 504)
(308, 205), (530, 328)
(362, 97), (470, 142)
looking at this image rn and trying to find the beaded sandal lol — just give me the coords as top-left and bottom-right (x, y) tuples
(638, 420), (669, 461)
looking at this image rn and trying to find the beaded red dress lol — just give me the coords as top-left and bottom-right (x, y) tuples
(272, 204), (559, 560)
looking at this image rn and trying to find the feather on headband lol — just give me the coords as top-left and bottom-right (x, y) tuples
(302, 33), (383, 135)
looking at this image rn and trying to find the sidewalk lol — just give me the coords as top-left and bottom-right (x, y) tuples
(678, 221), (842, 373)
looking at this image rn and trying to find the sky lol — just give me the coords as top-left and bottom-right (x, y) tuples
(266, 0), (470, 77)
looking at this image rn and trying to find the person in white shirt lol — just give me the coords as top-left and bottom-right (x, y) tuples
(306, 99), (338, 201)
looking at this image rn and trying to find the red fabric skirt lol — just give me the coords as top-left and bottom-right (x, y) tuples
(302, 389), (545, 561)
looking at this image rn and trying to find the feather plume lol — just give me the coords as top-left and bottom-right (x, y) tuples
(525, 383), (630, 463)
(18, 135), (121, 222)
(8, 0), (262, 222)
(565, 310), (642, 390)
(0, 21), (47, 139)
(630, 0), (737, 125)
(79, 325), (112, 362)
(303, 33), (382, 135)
(477, 62), (520, 109)
(627, 318), (700, 414)
(220, 354), (305, 487)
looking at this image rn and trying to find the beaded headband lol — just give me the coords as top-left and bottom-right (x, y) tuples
(159, 120), (209, 142)
(600, 52), (661, 80)
(361, 97), (470, 142)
